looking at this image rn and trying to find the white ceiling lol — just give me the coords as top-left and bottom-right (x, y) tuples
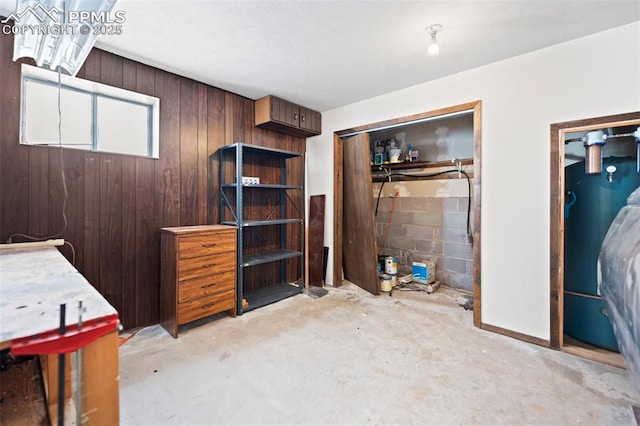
(2, 1), (639, 112)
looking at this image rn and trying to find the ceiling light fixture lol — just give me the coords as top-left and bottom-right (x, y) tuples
(426, 24), (442, 56)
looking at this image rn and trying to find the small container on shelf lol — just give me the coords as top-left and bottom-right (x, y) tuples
(374, 140), (385, 165)
(389, 148), (402, 163)
(408, 145), (419, 162)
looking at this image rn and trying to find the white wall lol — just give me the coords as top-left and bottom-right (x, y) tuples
(306, 22), (640, 340)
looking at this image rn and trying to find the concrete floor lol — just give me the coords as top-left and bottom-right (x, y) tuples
(119, 284), (639, 425)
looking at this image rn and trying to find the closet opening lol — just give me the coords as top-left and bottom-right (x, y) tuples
(550, 111), (640, 367)
(333, 100), (482, 327)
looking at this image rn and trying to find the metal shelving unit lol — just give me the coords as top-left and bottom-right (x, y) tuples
(220, 142), (304, 315)
(221, 183), (302, 190)
(221, 218), (302, 227)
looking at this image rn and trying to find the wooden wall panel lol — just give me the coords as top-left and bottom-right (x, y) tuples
(121, 156), (137, 328)
(179, 79), (199, 226)
(308, 195), (325, 286)
(27, 147), (49, 238)
(83, 154), (100, 287)
(154, 71), (181, 229)
(99, 154), (123, 313)
(207, 87), (225, 225)
(62, 149), (86, 272)
(81, 48), (101, 80)
(134, 63), (158, 327)
(98, 55), (124, 314)
(225, 93), (247, 145)
(47, 149), (64, 242)
(135, 63), (155, 95)
(0, 50), (29, 243)
(0, 31), (5, 162)
(81, 52), (101, 291)
(120, 59), (138, 327)
(135, 158), (157, 326)
(100, 54), (123, 87)
(0, 32), (306, 329)
(288, 134), (303, 283)
(197, 84), (209, 225)
(46, 148), (85, 268)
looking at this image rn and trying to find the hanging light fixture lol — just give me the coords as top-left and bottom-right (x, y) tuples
(426, 24), (442, 56)
(8, 0), (118, 76)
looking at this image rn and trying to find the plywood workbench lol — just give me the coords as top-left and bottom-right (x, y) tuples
(0, 246), (119, 425)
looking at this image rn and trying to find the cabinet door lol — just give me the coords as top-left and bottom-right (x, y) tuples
(311, 110), (322, 133)
(269, 96), (285, 122)
(284, 101), (299, 127)
(299, 107), (311, 131)
(300, 108), (321, 134)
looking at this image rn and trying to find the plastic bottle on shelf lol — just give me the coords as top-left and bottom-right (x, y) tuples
(397, 132), (408, 160)
(408, 145), (419, 162)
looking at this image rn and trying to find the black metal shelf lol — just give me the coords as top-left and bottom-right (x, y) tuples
(241, 249), (302, 268)
(219, 142), (305, 316)
(221, 218), (302, 227)
(243, 283), (303, 313)
(221, 183), (302, 190)
(220, 142), (303, 159)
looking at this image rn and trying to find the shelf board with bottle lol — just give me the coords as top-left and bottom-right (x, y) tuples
(371, 158), (474, 183)
(371, 158), (473, 171)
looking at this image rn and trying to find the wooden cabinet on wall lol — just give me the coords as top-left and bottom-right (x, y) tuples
(160, 225), (237, 338)
(255, 95), (321, 137)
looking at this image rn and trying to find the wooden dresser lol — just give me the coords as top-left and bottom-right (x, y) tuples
(160, 225), (237, 337)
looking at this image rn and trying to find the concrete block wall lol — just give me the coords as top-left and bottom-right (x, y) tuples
(375, 196), (473, 291)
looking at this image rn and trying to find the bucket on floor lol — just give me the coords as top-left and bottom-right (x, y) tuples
(380, 274), (392, 292)
(384, 257), (398, 275)
(389, 274), (397, 288)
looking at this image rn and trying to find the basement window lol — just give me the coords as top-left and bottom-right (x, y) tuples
(20, 64), (159, 159)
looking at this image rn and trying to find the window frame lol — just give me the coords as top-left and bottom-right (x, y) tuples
(20, 64), (160, 159)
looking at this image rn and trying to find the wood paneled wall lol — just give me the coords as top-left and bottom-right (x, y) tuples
(0, 34), (305, 329)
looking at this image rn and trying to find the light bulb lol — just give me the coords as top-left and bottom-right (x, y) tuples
(428, 41), (439, 55)
(426, 25), (442, 56)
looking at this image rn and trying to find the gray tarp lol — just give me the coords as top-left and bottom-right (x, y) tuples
(598, 187), (640, 392)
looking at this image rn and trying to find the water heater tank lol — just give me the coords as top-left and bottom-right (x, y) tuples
(598, 187), (640, 393)
(564, 157), (640, 350)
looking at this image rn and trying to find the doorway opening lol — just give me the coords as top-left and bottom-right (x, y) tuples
(333, 100), (482, 327)
(550, 111), (640, 367)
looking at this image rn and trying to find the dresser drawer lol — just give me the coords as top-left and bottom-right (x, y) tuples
(178, 269), (235, 304)
(178, 289), (236, 325)
(178, 251), (235, 281)
(178, 232), (235, 259)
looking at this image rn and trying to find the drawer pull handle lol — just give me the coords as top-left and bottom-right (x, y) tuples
(201, 283), (215, 289)
(201, 303), (216, 310)
(202, 264), (215, 268)
(202, 243), (217, 248)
